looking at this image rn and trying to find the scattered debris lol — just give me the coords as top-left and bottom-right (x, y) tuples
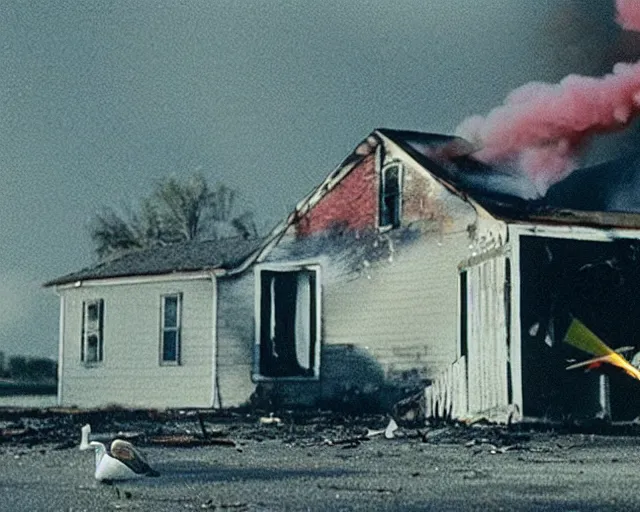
(258, 413), (283, 426)
(384, 418), (399, 439)
(148, 435), (237, 448)
(318, 483), (402, 495)
(365, 418), (399, 439)
(392, 391), (425, 424)
(420, 427), (450, 443)
(3, 406), (640, 451)
(197, 412), (209, 438)
(460, 416), (492, 427)
(200, 499), (249, 510)
(323, 435), (369, 447)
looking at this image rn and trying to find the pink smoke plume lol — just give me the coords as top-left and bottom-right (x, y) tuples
(456, 0), (640, 194)
(617, 0), (640, 31)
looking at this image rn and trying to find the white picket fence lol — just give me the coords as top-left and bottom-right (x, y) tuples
(424, 356), (468, 420)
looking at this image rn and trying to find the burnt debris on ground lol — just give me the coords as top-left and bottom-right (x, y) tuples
(3, 405), (640, 451)
(0, 407), (398, 449)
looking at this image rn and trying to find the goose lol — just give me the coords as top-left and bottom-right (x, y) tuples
(79, 424), (160, 482)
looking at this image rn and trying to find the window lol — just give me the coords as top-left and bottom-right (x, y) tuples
(379, 163), (402, 228)
(256, 267), (320, 379)
(81, 299), (104, 364)
(161, 294), (182, 364)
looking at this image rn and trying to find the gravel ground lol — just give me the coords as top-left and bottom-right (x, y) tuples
(2, 410), (640, 511)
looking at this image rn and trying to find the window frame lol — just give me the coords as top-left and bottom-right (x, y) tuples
(81, 299), (104, 366)
(378, 162), (403, 229)
(253, 263), (322, 382)
(160, 293), (182, 366)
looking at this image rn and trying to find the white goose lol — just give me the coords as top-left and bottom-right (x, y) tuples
(79, 424), (160, 482)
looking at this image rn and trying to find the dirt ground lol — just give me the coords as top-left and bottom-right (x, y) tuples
(2, 409), (640, 511)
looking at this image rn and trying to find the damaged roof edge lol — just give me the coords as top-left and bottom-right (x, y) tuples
(507, 208), (640, 231)
(374, 129), (491, 213)
(227, 133), (383, 276)
(378, 129), (640, 230)
(376, 129), (532, 211)
(48, 129), (640, 288)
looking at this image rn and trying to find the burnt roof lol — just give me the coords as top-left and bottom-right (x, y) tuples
(545, 152), (640, 213)
(378, 128), (640, 229)
(44, 236), (264, 287)
(378, 128), (539, 210)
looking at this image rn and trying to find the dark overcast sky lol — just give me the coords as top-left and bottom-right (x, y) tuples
(0, 0), (635, 358)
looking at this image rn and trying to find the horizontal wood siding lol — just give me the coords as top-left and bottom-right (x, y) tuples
(215, 274), (256, 407)
(228, 148), (485, 408)
(59, 278), (214, 409)
(208, 138), (502, 409)
(324, 231), (471, 380)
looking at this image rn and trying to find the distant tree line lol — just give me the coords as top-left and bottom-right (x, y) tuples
(0, 352), (57, 382)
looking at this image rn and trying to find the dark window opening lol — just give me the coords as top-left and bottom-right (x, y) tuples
(161, 294), (181, 365)
(81, 299), (104, 364)
(459, 271), (468, 359)
(504, 258), (513, 404)
(379, 164), (402, 228)
(258, 269), (318, 378)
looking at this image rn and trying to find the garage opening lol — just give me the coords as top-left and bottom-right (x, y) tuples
(519, 235), (640, 421)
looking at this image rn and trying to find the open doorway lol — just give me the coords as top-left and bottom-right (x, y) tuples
(255, 267), (320, 379)
(519, 235), (640, 421)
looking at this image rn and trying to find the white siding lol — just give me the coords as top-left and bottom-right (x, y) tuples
(324, 231), (471, 380)
(425, 355), (467, 419)
(213, 231), (472, 408)
(466, 256), (510, 415)
(59, 277), (214, 409)
(210, 139), (510, 409)
(216, 274), (256, 407)
(424, 252), (512, 421)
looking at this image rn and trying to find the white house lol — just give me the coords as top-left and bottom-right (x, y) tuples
(44, 238), (263, 409)
(47, 129), (491, 411)
(46, 129), (640, 421)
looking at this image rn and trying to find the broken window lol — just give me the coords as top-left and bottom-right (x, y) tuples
(379, 163), (402, 228)
(81, 299), (104, 364)
(256, 267), (320, 379)
(161, 294), (182, 365)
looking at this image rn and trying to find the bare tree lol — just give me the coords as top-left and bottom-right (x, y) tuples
(90, 174), (258, 259)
